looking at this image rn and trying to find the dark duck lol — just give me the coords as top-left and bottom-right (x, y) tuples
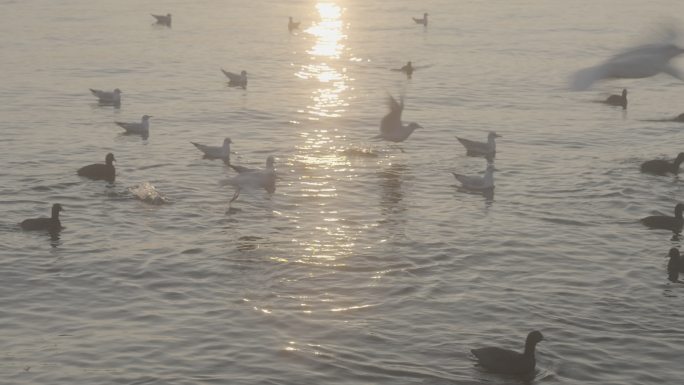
(77, 153), (116, 183)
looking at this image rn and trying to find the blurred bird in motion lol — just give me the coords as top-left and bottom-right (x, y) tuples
(151, 13), (172, 27)
(570, 25), (684, 90)
(373, 94), (422, 143)
(221, 156), (276, 203)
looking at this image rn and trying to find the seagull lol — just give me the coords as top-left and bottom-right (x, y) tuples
(471, 331), (544, 375)
(89, 88), (121, 105)
(115, 115), (151, 139)
(77, 153), (116, 183)
(602, 88), (628, 109)
(288, 16), (300, 32)
(151, 13), (172, 27)
(569, 32), (684, 90)
(641, 152), (684, 175)
(452, 164), (495, 191)
(373, 94), (422, 142)
(20, 203), (64, 233)
(412, 13), (428, 26)
(641, 203), (684, 233)
(221, 156), (276, 202)
(221, 69), (248, 89)
(191, 138), (232, 160)
(456, 131), (501, 158)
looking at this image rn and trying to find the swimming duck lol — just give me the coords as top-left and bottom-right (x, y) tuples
(471, 330), (544, 375)
(641, 203), (684, 233)
(20, 203), (63, 233)
(77, 153), (116, 183)
(151, 13), (172, 27)
(89, 88), (121, 105)
(604, 88), (627, 109)
(115, 115), (151, 138)
(221, 69), (248, 89)
(640, 152), (684, 175)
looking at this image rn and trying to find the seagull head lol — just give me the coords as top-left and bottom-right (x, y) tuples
(670, 247), (681, 259)
(408, 122), (422, 130)
(52, 203), (64, 213)
(114, 88), (122, 94)
(488, 131), (501, 138)
(223, 137), (233, 145)
(142, 115), (152, 120)
(241, 70), (247, 76)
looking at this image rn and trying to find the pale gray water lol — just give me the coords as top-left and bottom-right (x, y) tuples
(1, 0), (684, 384)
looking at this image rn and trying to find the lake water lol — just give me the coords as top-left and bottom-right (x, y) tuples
(1, 0), (684, 384)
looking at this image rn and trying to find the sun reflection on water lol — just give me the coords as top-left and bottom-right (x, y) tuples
(289, 2), (363, 271)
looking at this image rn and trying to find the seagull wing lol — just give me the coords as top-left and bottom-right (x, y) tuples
(380, 94), (404, 135)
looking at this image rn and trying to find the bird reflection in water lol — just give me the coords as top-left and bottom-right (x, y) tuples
(377, 163), (408, 229)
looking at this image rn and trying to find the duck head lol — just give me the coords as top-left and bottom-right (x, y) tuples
(105, 153), (116, 165)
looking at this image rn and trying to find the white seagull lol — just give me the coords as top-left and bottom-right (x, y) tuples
(191, 138), (232, 160)
(115, 115), (151, 138)
(221, 69), (248, 89)
(221, 156), (276, 202)
(90, 88), (121, 105)
(570, 31), (684, 90)
(151, 13), (172, 27)
(452, 164), (495, 191)
(456, 131), (501, 158)
(373, 94), (422, 142)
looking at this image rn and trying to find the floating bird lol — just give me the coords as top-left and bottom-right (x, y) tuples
(641, 152), (684, 175)
(603, 88), (628, 109)
(191, 137), (232, 160)
(288, 16), (300, 32)
(373, 94), (422, 142)
(667, 248), (683, 283)
(77, 153), (116, 183)
(20, 203), (63, 233)
(221, 69), (248, 89)
(151, 13), (172, 27)
(89, 88), (121, 105)
(115, 115), (151, 139)
(392, 61), (414, 78)
(456, 131), (501, 158)
(569, 34), (684, 90)
(412, 13), (428, 26)
(641, 203), (684, 233)
(471, 331), (544, 375)
(452, 164), (495, 191)
(221, 156), (276, 202)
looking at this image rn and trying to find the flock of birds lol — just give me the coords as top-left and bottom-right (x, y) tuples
(14, 10), (684, 379)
